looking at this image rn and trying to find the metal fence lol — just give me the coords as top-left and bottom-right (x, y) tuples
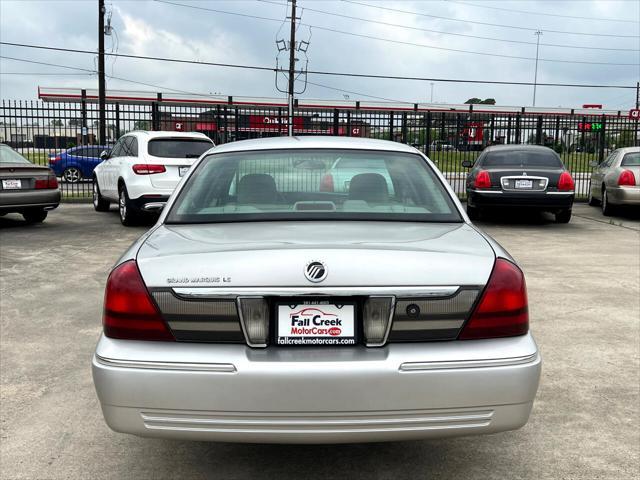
(1, 98), (638, 200)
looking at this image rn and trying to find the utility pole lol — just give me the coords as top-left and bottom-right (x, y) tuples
(98, 0), (106, 145)
(532, 30), (542, 107)
(430, 82), (434, 103)
(636, 81), (639, 109)
(287, 0), (297, 136)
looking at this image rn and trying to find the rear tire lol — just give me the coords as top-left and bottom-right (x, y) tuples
(555, 208), (572, 223)
(62, 167), (82, 183)
(23, 209), (47, 223)
(588, 189), (600, 206)
(602, 188), (615, 216)
(93, 178), (110, 212)
(466, 204), (480, 221)
(118, 184), (141, 226)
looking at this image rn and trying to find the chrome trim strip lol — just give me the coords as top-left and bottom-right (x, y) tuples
(174, 286), (459, 299)
(399, 353), (538, 372)
(468, 190), (503, 194)
(167, 321), (242, 332)
(393, 319), (464, 331)
(142, 202), (166, 211)
(94, 355), (237, 373)
(546, 191), (574, 195)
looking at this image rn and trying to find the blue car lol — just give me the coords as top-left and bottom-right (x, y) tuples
(49, 145), (111, 183)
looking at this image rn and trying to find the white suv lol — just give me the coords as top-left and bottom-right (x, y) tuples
(92, 131), (214, 225)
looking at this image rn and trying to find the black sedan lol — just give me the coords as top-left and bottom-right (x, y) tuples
(0, 144), (60, 223)
(463, 144), (575, 223)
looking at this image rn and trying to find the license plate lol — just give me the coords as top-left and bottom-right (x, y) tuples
(2, 179), (21, 189)
(515, 179), (533, 189)
(178, 166), (189, 177)
(277, 302), (356, 346)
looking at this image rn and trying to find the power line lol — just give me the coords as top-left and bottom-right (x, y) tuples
(0, 55), (96, 73)
(1, 44), (636, 89)
(450, 0), (637, 24)
(151, 0), (638, 65)
(0, 72), (94, 76)
(258, 0), (638, 52)
(342, 0), (640, 38)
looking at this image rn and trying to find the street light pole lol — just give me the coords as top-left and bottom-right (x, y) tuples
(532, 30), (542, 107)
(98, 0), (106, 144)
(287, 0), (297, 136)
(430, 82), (434, 103)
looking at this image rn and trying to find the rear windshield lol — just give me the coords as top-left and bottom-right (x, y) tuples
(148, 138), (213, 158)
(0, 145), (30, 164)
(481, 150), (563, 168)
(166, 149), (461, 224)
(621, 152), (640, 167)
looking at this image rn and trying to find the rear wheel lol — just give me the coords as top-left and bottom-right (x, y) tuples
(118, 184), (141, 226)
(23, 209), (47, 223)
(587, 188), (600, 206)
(93, 178), (110, 212)
(62, 167), (82, 183)
(466, 204), (480, 221)
(602, 188), (615, 216)
(555, 208), (572, 223)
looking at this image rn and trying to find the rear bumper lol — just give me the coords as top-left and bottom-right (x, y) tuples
(467, 190), (574, 210)
(607, 186), (640, 205)
(0, 189), (61, 212)
(92, 333), (541, 443)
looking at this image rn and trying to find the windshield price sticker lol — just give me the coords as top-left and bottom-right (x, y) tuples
(277, 303), (355, 345)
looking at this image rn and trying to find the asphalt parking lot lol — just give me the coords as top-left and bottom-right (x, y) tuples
(1, 204), (638, 480)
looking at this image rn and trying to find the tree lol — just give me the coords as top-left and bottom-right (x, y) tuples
(51, 119), (63, 127)
(133, 120), (151, 131)
(68, 119), (81, 127)
(464, 98), (496, 105)
(480, 98), (496, 105)
(464, 98), (482, 104)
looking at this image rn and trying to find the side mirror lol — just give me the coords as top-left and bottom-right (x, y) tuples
(99, 150), (109, 161)
(589, 160), (599, 168)
(461, 160), (474, 168)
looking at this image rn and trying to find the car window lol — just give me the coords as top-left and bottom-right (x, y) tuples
(334, 158), (386, 169)
(167, 149), (462, 224)
(621, 152), (640, 167)
(481, 150), (563, 168)
(72, 147), (88, 157)
(90, 147), (105, 157)
(122, 137), (138, 157)
(0, 145), (30, 164)
(601, 152), (616, 168)
(110, 139), (125, 158)
(148, 138), (213, 158)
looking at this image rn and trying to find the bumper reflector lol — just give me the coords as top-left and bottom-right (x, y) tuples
(363, 296), (394, 347)
(237, 297), (269, 347)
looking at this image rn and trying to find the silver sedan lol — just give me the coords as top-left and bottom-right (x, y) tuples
(589, 147), (640, 215)
(92, 136), (541, 444)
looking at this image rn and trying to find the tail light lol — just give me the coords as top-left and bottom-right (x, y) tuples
(474, 170), (491, 189)
(49, 155), (61, 163)
(237, 297), (269, 346)
(557, 171), (575, 191)
(35, 174), (59, 189)
(363, 296), (394, 346)
(319, 173), (334, 192)
(458, 258), (529, 340)
(133, 164), (166, 175)
(618, 170), (636, 186)
(103, 260), (174, 341)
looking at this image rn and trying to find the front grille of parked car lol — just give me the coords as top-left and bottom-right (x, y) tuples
(389, 289), (480, 341)
(151, 291), (245, 342)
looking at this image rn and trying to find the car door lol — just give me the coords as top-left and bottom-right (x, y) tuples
(591, 151), (615, 199)
(99, 138), (124, 199)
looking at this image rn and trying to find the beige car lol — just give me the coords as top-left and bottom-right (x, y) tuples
(589, 147), (640, 216)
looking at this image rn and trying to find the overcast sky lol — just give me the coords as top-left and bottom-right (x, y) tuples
(0, 0), (638, 109)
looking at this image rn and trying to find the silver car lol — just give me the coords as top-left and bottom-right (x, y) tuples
(92, 136), (541, 444)
(589, 147), (640, 215)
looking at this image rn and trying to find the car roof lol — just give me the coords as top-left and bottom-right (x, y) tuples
(482, 144), (556, 154)
(126, 131), (212, 140)
(210, 136), (419, 154)
(616, 146), (640, 154)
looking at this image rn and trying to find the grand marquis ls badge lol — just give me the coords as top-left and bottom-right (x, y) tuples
(305, 261), (327, 283)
